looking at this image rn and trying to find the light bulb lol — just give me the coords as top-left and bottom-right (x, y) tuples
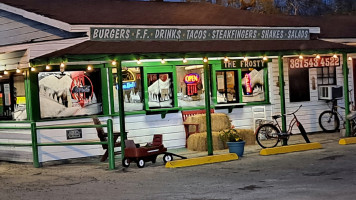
(243, 57), (248, 61)
(299, 55), (303, 59)
(87, 65), (93, 71)
(316, 54), (321, 59)
(137, 59), (142, 64)
(16, 68), (21, 73)
(224, 57), (229, 62)
(263, 56), (268, 61)
(111, 60), (117, 66)
(31, 67), (36, 71)
(46, 65), (51, 70)
(333, 54), (338, 58)
(161, 59), (166, 64)
(203, 58), (208, 63)
(183, 58), (188, 63)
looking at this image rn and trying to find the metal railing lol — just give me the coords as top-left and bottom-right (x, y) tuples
(0, 119), (115, 170)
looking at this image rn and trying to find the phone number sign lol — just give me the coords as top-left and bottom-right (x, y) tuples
(289, 56), (340, 69)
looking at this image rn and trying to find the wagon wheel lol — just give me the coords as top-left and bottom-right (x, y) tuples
(137, 159), (145, 168)
(163, 154), (173, 163)
(122, 158), (130, 168)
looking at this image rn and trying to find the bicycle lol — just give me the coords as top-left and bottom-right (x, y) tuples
(255, 105), (310, 148)
(318, 90), (355, 134)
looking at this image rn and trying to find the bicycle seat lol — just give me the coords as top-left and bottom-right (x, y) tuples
(272, 115), (282, 119)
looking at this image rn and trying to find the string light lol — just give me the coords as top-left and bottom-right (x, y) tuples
(333, 54), (338, 58)
(348, 56), (352, 61)
(224, 57), (229, 62)
(203, 57), (208, 63)
(263, 56), (268, 61)
(46, 65), (51, 70)
(31, 67), (36, 72)
(87, 65), (93, 71)
(60, 63), (65, 72)
(316, 54), (321, 59)
(16, 68), (21, 73)
(4, 71), (8, 75)
(111, 60), (117, 66)
(243, 57), (248, 61)
(161, 59), (166, 64)
(299, 55), (304, 59)
(137, 59), (142, 64)
(182, 58), (188, 63)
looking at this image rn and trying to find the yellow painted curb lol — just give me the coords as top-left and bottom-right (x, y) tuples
(339, 137), (356, 145)
(165, 153), (238, 168)
(259, 142), (322, 156)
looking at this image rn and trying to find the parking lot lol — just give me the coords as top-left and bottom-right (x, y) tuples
(1, 132), (356, 200)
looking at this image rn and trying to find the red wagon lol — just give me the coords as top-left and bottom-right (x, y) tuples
(122, 134), (186, 168)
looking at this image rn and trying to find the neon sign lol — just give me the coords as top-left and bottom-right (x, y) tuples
(245, 73), (252, 95)
(184, 73), (200, 84)
(122, 82), (136, 90)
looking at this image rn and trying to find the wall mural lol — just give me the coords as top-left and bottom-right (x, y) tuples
(38, 71), (102, 118)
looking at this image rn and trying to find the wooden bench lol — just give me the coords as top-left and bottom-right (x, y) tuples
(181, 109), (214, 147)
(92, 117), (122, 162)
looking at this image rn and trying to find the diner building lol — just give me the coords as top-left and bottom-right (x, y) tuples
(0, 0), (356, 165)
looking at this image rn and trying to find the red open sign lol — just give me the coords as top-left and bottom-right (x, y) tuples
(184, 73), (200, 84)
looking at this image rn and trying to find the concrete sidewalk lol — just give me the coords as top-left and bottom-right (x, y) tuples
(165, 132), (341, 162)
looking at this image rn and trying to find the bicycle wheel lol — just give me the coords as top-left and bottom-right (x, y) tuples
(256, 124), (280, 148)
(319, 111), (340, 133)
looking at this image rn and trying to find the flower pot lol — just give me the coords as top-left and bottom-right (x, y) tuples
(227, 141), (245, 157)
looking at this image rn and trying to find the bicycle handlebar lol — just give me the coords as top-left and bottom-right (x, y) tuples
(284, 105), (302, 116)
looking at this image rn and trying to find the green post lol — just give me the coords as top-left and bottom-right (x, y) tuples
(342, 53), (351, 137)
(116, 60), (127, 161)
(203, 58), (213, 155)
(107, 119), (115, 170)
(31, 121), (40, 168)
(278, 56), (288, 145)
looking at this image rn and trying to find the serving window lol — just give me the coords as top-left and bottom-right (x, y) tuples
(216, 70), (238, 103)
(0, 73), (27, 120)
(147, 73), (174, 109)
(38, 69), (103, 119)
(113, 67), (143, 112)
(176, 65), (205, 107)
(215, 58), (268, 105)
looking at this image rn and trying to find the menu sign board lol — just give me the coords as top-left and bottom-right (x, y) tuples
(289, 56), (340, 69)
(90, 27), (310, 41)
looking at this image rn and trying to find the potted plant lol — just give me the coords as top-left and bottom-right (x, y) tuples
(219, 129), (245, 157)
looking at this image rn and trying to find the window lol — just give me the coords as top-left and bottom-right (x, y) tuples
(241, 68), (266, 103)
(0, 73), (26, 120)
(38, 69), (102, 118)
(147, 73), (174, 109)
(289, 68), (310, 102)
(317, 67), (336, 85)
(216, 70), (238, 103)
(113, 67), (143, 112)
(176, 65), (205, 107)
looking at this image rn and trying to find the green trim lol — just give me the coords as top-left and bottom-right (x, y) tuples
(108, 66), (115, 115)
(29, 69), (40, 121)
(31, 49), (356, 66)
(101, 66), (110, 115)
(116, 61), (127, 162)
(125, 111), (147, 115)
(238, 69), (243, 103)
(278, 56), (287, 145)
(264, 66), (270, 103)
(342, 53), (351, 137)
(204, 61), (213, 155)
(0, 120), (32, 123)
